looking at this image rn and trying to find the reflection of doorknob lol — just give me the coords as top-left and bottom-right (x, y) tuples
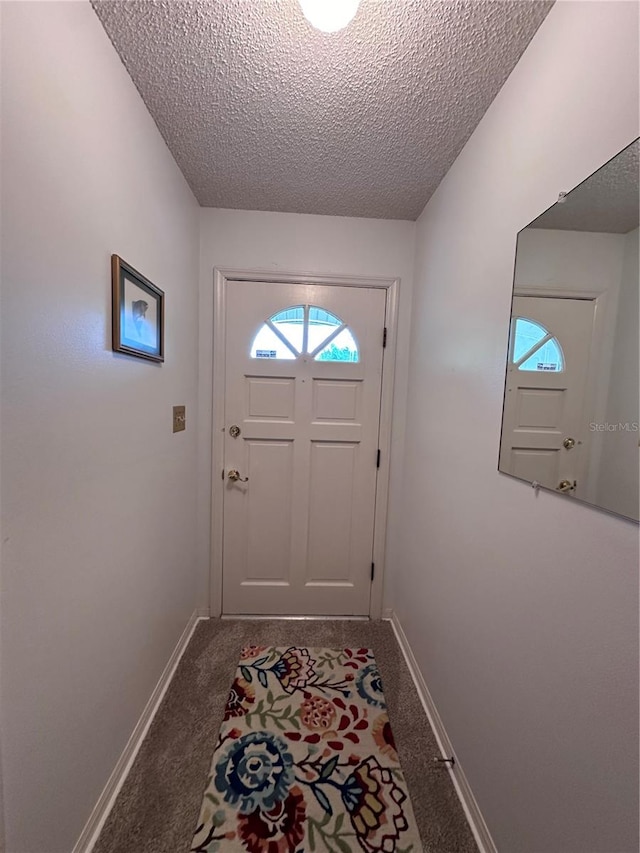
(227, 469), (249, 482)
(563, 437), (576, 450)
(556, 479), (576, 492)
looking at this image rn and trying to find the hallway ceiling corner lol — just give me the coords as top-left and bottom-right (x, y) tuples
(92, 0), (553, 220)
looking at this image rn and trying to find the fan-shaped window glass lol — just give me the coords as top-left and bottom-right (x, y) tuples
(315, 327), (359, 362)
(251, 323), (296, 359)
(308, 307), (342, 353)
(269, 306), (304, 355)
(512, 317), (564, 372)
(250, 305), (359, 362)
(513, 319), (546, 362)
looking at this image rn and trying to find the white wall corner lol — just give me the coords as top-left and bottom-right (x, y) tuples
(71, 611), (204, 853)
(388, 611), (498, 853)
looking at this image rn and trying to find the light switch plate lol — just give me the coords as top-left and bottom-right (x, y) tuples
(173, 405), (186, 433)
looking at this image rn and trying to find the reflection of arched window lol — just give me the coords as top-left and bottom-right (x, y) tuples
(250, 305), (359, 362)
(511, 317), (564, 372)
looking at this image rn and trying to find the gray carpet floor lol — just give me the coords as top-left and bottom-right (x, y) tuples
(93, 618), (478, 853)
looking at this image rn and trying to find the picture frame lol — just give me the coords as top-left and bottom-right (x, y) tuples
(111, 255), (164, 362)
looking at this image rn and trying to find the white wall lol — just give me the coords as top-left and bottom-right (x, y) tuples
(197, 209), (415, 613)
(1, 3), (200, 851)
(597, 227), (639, 518)
(392, 2), (639, 852)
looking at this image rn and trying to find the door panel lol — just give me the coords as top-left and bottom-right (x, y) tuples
(223, 281), (386, 615)
(306, 442), (357, 583)
(244, 440), (293, 581)
(508, 448), (560, 484)
(516, 387), (565, 428)
(313, 379), (360, 421)
(246, 376), (295, 419)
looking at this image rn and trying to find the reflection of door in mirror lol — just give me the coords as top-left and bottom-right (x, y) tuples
(499, 138), (639, 522)
(500, 296), (595, 496)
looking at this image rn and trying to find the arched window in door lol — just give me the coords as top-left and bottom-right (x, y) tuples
(511, 317), (564, 372)
(250, 305), (359, 362)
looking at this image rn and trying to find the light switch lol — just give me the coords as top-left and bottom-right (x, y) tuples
(173, 405), (186, 433)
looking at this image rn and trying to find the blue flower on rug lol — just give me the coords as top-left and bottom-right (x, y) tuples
(214, 731), (294, 814)
(356, 663), (385, 708)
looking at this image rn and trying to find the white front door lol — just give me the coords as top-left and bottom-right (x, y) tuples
(222, 281), (386, 615)
(500, 295), (595, 497)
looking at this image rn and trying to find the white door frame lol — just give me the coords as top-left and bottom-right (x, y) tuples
(210, 267), (400, 619)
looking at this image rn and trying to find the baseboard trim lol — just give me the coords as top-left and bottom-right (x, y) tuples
(388, 611), (498, 853)
(220, 614), (369, 620)
(72, 610), (205, 853)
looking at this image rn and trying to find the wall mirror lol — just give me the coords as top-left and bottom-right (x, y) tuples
(499, 139), (639, 522)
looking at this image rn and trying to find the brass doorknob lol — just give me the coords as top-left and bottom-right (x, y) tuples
(227, 469), (249, 482)
(563, 437), (576, 450)
(556, 479), (575, 492)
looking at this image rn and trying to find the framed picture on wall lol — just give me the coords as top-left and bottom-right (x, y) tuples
(111, 255), (164, 362)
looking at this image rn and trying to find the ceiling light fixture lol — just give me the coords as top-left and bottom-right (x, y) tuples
(299, 0), (361, 33)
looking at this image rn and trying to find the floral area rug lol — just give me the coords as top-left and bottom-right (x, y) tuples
(190, 646), (422, 853)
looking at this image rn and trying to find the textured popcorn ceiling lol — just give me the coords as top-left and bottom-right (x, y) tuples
(93, 0), (553, 220)
(529, 139), (639, 234)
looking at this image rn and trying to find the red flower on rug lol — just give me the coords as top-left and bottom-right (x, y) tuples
(224, 677), (255, 720)
(372, 713), (398, 762)
(294, 694), (369, 750)
(240, 645), (267, 660)
(343, 756), (409, 853)
(300, 694), (337, 731)
(238, 786), (306, 853)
